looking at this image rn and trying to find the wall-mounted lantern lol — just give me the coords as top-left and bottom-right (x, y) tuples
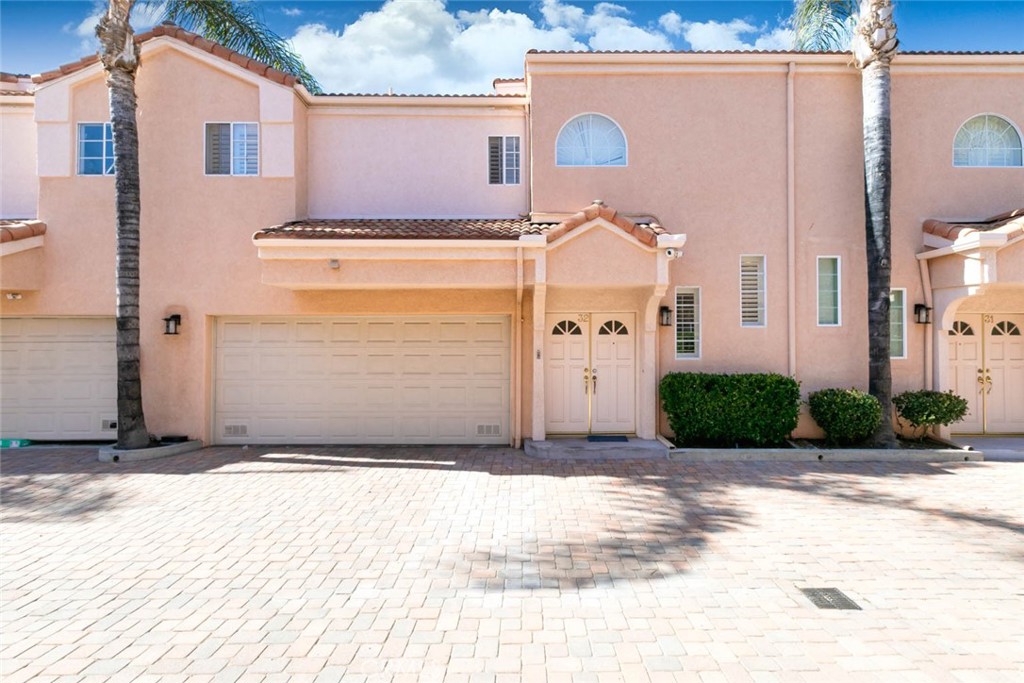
(913, 304), (932, 325)
(659, 306), (673, 327)
(163, 314), (182, 335)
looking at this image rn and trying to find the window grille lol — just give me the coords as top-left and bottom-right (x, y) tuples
(740, 255), (766, 327)
(817, 257), (841, 326)
(675, 287), (700, 358)
(890, 289), (906, 358)
(206, 122), (258, 175)
(556, 114), (626, 166)
(953, 115), (1023, 167)
(78, 123), (115, 175)
(488, 136), (520, 184)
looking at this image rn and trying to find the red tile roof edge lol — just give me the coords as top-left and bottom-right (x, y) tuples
(253, 204), (665, 248)
(923, 208), (1024, 241)
(32, 23), (297, 87)
(0, 219), (47, 244)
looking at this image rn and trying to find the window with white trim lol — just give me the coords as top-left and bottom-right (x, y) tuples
(675, 287), (701, 359)
(740, 255), (766, 327)
(953, 114), (1023, 167)
(78, 123), (114, 175)
(205, 122), (258, 175)
(817, 256), (841, 326)
(889, 289), (906, 358)
(488, 136), (520, 184)
(556, 113), (626, 166)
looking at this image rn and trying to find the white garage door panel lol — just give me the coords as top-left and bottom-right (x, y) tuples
(215, 316), (510, 444)
(0, 318), (117, 440)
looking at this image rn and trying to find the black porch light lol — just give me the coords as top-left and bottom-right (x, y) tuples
(913, 304), (931, 325)
(163, 314), (182, 335)
(659, 305), (673, 327)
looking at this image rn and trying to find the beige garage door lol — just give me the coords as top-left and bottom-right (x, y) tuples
(215, 316), (511, 444)
(0, 318), (117, 440)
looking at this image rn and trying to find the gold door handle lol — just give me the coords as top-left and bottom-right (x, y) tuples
(583, 368), (590, 395)
(592, 368), (597, 394)
(985, 368), (993, 394)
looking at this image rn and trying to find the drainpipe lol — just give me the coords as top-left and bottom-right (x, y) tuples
(786, 62), (797, 377)
(918, 257), (934, 390)
(515, 247), (524, 448)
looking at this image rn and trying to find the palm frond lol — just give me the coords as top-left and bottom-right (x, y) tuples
(144, 0), (321, 93)
(793, 0), (858, 51)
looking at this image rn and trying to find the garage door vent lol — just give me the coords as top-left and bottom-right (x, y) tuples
(224, 424), (249, 437)
(477, 424), (501, 437)
(102, 420), (117, 430)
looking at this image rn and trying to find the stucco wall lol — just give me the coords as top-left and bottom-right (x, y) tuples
(0, 103), (38, 218)
(307, 106), (528, 218)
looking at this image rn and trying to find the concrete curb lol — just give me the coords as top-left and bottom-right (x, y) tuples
(98, 440), (204, 463)
(667, 447), (983, 463)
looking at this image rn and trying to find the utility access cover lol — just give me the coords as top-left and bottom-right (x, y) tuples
(800, 587), (862, 610)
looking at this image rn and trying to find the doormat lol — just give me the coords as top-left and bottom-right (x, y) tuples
(587, 435), (629, 443)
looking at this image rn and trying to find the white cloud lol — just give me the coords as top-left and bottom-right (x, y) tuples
(540, 0), (585, 32)
(288, 0), (686, 93)
(681, 19), (794, 52)
(282, 8), (303, 18)
(658, 11), (684, 37)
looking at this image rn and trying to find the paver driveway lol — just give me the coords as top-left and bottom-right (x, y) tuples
(2, 446), (1022, 682)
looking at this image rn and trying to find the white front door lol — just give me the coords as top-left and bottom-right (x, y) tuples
(949, 314), (1024, 434)
(984, 315), (1024, 433)
(948, 318), (984, 433)
(544, 313), (636, 434)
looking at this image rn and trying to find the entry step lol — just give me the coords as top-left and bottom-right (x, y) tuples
(524, 438), (667, 460)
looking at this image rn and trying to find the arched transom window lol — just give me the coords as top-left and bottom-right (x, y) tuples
(953, 115), (1023, 167)
(556, 114), (627, 167)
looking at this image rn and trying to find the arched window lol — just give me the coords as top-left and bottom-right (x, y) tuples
(556, 114), (627, 167)
(953, 114), (1023, 167)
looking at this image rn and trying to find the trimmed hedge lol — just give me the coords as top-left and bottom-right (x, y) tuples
(893, 390), (969, 439)
(660, 372), (801, 447)
(807, 388), (881, 445)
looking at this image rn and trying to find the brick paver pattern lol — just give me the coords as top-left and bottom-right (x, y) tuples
(2, 446), (1022, 682)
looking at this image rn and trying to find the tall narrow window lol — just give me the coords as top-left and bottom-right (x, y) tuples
(206, 122), (258, 175)
(740, 255), (766, 327)
(488, 136), (520, 184)
(78, 123), (115, 175)
(889, 289), (906, 358)
(675, 287), (701, 359)
(817, 256), (841, 326)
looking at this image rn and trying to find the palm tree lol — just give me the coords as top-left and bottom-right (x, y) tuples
(96, 1), (319, 449)
(795, 0), (899, 447)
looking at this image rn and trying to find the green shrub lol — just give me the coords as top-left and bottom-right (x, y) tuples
(807, 388), (882, 445)
(659, 373), (800, 447)
(893, 390), (969, 439)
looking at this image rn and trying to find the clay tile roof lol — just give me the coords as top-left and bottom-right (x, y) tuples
(31, 23), (298, 87)
(254, 203), (667, 248)
(255, 218), (542, 241)
(923, 208), (1024, 242)
(0, 219), (47, 243)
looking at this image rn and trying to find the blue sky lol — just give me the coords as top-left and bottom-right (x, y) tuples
(1, 1), (1022, 94)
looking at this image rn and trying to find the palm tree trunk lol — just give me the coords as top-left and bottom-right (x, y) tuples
(861, 59), (897, 447)
(99, 1), (151, 449)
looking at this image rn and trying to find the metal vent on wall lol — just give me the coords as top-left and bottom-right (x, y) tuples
(476, 424), (501, 437)
(224, 424), (249, 437)
(102, 419), (117, 430)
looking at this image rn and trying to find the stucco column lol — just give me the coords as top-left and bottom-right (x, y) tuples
(640, 287), (667, 439)
(531, 283), (547, 440)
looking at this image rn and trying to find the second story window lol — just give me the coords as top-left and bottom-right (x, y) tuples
(488, 136), (520, 185)
(556, 113), (627, 167)
(78, 123), (114, 175)
(206, 122), (258, 175)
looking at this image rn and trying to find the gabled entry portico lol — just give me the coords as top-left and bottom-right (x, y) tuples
(527, 202), (686, 441)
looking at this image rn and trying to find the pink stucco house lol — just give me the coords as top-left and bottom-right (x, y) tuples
(1, 26), (1022, 447)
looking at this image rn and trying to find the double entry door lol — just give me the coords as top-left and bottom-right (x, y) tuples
(948, 313), (1024, 433)
(545, 312), (636, 434)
